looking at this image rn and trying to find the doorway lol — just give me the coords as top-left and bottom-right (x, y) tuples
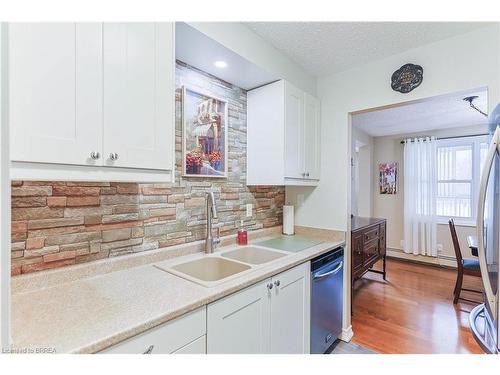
(348, 87), (488, 353)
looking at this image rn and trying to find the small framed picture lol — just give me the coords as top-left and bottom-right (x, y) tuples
(379, 162), (398, 194)
(182, 86), (228, 178)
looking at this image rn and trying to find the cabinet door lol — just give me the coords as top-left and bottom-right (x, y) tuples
(304, 93), (321, 180)
(9, 23), (103, 166)
(270, 263), (310, 354)
(171, 335), (206, 354)
(103, 23), (174, 170)
(207, 280), (271, 353)
(284, 82), (305, 179)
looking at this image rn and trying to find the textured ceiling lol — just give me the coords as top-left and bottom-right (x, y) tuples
(352, 88), (488, 137)
(244, 22), (492, 76)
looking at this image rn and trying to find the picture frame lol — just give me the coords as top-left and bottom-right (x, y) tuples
(181, 86), (228, 178)
(379, 162), (398, 194)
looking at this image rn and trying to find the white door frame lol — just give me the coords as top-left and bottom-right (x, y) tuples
(1, 22), (11, 350)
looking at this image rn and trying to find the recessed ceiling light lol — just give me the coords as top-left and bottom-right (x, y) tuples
(214, 60), (227, 68)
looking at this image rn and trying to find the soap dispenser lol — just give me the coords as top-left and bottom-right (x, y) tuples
(237, 219), (248, 245)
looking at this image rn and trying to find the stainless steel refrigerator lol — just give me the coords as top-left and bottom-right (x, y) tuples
(470, 103), (500, 354)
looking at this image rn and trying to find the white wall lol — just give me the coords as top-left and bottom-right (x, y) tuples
(357, 145), (373, 217)
(352, 126), (373, 217)
(287, 24), (500, 231)
(371, 125), (486, 266)
(187, 22), (317, 96)
(285, 25), (499, 340)
(0, 22), (11, 349)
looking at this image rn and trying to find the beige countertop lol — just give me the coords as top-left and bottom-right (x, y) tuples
(10, 226), (345, 354)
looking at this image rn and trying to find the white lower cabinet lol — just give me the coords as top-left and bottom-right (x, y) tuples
(207, 263), (310, 354)
(207, 280), (271, 354)
(100, 307), (206, 354)
(100, 262), (310, 354)
(270, 262), (310, 354)
(171, 335), (206, 354)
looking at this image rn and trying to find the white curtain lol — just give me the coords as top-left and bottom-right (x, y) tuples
(403, 137), (438, 257)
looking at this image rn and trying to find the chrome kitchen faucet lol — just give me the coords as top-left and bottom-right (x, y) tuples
(205, 191), (220, 253)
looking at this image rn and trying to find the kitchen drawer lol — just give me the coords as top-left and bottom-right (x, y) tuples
(171, 335), (206, 354)
(100, 307), (206, 354)
(364, 226), (380, 242)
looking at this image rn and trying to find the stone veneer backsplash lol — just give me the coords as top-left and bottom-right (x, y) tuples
(10, 61), (285, 276)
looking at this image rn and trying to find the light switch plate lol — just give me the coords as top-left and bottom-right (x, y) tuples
(246, 203), (252, 217)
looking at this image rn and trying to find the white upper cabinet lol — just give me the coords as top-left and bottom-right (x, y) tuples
(303, 93), (321, 180)
(9, 23), (103, 166)
(247, 80), (321, 186)
(284, 82), (305, 179)
(103, 23), (174, 170)
(246, 81), (285, 185)
(8, 22), (175, 182)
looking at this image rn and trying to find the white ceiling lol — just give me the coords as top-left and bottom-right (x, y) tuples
(352, 88), (488, 137)
(244, 22), (492, 77)
(176, 22), (279, 90)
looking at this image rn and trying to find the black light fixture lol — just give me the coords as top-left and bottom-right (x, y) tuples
(463, 95), (488, 117)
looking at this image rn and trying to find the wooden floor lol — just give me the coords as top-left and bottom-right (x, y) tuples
(351, 258), (485, 354)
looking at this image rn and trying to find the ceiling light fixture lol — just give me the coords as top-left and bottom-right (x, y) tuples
(463, 95), (488, 117)
(214, 60), (227, 68)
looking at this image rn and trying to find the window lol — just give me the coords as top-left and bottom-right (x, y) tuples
(436, 136), (489, 224)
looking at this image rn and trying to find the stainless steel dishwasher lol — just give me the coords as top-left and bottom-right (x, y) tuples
(310, 246), (344, 354)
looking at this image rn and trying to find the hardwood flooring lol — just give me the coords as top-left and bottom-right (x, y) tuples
(351, 258), (485, 354)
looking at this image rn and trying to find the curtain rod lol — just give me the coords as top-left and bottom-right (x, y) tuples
(399, 133), (489, 145)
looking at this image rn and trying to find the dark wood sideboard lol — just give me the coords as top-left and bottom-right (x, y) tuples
(351, 216), (387, 311)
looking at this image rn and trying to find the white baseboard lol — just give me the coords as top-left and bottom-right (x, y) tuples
(386, 248), (457, 268)
(339, 325), (354, 342)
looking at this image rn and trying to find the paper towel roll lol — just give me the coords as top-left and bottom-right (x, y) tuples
(283, 205), (294, 235)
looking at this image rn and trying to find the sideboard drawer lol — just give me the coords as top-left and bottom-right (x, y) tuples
(364, 226), (380, 242)
(363, 238), (380, 266)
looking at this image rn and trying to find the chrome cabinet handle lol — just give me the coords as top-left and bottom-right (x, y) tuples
(306, 172), (310, 177)
(274, 280), (280, 287)
(90, 151), (100, 160)
(267, 283), (273, 290)
(143, 345), (154, 354)
(109, 152), (119, 161)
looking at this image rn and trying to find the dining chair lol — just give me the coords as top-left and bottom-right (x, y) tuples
(448, 219), (482, 304)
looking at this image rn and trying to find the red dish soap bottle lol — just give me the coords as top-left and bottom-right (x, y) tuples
(237, 219), (248, 245)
